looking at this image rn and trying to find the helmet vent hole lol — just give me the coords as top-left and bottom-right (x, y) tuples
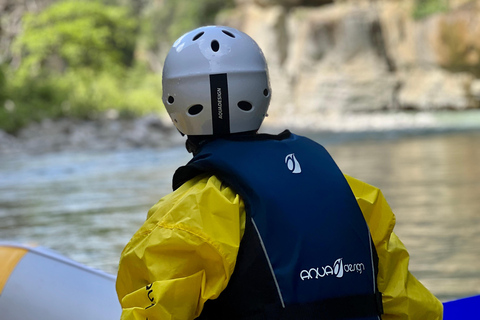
(167, 96), (175, 104)
(222, 30), (235, 38)
(193, 32), (204, 41)
(188, 104), (204, 116)
(211, 40), (220, 52)
(263, 89), (269, 97)
(238, 101), (253, 111)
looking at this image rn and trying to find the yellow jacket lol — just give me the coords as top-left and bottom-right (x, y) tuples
(116, 174), (443, 320)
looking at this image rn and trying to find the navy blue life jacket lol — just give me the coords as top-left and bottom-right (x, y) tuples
(173, 131), (383, 320)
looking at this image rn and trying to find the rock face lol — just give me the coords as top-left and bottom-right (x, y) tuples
(2, 0), (480, 153)
(220, 0), (480, 123)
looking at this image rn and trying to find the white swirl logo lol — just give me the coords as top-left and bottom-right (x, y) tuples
(333, 258), (344, 278)
(285, 153), (301, 174)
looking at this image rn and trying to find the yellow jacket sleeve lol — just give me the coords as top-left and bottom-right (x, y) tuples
(345, 174), (443, 320)
(116, 174), (245, 320)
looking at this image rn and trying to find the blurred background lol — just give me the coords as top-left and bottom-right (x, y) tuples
(1, 0), (479, 303)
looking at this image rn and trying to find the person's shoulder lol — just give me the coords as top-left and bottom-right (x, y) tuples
(343, 174), (390, 214)
(344, 174), (380, 199)
(344, 174), (396, 239)
(178, 174), (238, 199)
(127, 174), (243, 244)
(148, 174), (240, 218)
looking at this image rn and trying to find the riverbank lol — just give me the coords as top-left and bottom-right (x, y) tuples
(0, 114), (184, 155)
(2, 110), (480, 155)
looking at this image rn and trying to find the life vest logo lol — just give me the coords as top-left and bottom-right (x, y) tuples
(285, 153), (301, 174)
(300, 258), (366, 280)
(334, 258), (344, 278)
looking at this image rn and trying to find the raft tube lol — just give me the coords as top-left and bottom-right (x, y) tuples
(0, 242), (121, 320)
(443, 294), (480, 319)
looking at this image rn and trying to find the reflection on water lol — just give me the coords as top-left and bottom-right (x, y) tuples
(318, 130), (480, 302)
(1, 130), (479, 302)
(0, 148), (191, 274)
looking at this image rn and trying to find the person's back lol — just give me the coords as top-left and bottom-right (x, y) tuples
(116, 25), (443, 320)
(175, 131), (383, 320)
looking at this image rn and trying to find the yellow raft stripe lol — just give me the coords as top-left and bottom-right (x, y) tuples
(0, 246), (28, 294)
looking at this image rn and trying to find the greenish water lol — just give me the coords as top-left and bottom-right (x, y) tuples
(1, 129), (479, 302)
(320, 130), (480, 302)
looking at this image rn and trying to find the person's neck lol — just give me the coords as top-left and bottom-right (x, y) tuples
(186, 131), (258, 156)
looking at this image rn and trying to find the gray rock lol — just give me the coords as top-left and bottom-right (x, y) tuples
(219, 0), (480, 124)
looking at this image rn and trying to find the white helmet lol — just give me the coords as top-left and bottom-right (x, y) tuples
(162, 25), (271, 136)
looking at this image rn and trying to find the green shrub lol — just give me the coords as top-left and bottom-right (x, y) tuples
(413, 0), (449, 20)
(1, 0), (232, 133)
(61, 64), (163, 119)
(0, 70), (69, 133)
(13, 0), (137, 76)
(0, 65), (6, 104)
(141, 0), (235, 48)
(0, 64), (163, 133)
(0, 0), (164, 133)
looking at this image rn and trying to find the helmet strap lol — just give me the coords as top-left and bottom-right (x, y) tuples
(186, 135), (213, 155)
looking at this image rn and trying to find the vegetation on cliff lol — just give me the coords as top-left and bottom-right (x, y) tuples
(413, 0), (449, 19)
(0, 0), (233, 133)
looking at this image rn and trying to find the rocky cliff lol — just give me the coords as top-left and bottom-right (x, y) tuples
(2, 0), (480, 154)
(219, 0), (480, 126)
(3, 0), (480, 119)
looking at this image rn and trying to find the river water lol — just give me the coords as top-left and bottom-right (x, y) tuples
(1, 127), (479, 302)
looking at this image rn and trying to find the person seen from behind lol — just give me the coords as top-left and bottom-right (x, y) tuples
(116, 25), (443, 320)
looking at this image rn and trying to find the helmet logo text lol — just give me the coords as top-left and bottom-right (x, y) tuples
(217, 87), (223, 119)
(209, 73), (230, 134)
